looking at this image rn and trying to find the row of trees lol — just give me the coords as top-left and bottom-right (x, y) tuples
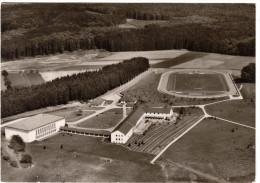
(1, 57), (150, 118)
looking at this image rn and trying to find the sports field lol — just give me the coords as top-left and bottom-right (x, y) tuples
(166, 72), (229, 92)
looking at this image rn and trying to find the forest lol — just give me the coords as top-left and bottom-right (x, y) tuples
(1, 3), (255, 60)
(1, 57), (150, 118)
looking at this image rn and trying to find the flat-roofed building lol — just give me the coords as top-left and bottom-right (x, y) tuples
(5, 114), (65, 143)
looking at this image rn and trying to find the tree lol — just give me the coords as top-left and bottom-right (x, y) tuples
(20, 154), (32, 163)
(9, 135), (25, 152)
(2, 70), (8, 77)
(60, 144), (63, 149)
(241, 63), (255, 83)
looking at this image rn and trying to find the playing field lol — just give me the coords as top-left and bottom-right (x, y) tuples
(166, 72), (229, 93)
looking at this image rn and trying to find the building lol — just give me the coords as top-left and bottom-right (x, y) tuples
(118, 95), (137, 108)
(5, 114), (65, 143)
(111, 107), (176, 144)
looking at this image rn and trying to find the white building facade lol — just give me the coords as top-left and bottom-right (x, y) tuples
(5, 114), (65, 143)
(111, 107), (176, 144)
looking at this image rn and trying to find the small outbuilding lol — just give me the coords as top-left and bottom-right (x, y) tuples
(5, 114), (65, 143)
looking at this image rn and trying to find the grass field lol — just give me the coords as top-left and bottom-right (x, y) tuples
(152, 52), (208, 68)
(47, 109), (95, 122)
(166, 73), (229, 92)
(78, 108), (132, 129)
(1, 134), (165, 182)
(158, 118), (255, 182)
(123, 72), (229, 108)
(7, 72), (45, 88)
(205, 100), (255, 127)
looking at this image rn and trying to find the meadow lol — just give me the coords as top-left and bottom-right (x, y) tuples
(158, 118), (255, 182)
(1, 134), (165, 182)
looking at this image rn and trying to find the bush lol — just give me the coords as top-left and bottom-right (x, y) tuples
(20, 154), (32, 164)
(241, 63), (255, 83)
(3, 155), (9, 161)
(9, 135), (25, 152)
(10, 161), (18, 167)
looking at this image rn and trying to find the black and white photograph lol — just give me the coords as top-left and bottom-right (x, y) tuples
(0, 1), (257, 182)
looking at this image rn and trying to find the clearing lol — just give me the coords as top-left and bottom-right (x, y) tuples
(158, 118), (255, 182)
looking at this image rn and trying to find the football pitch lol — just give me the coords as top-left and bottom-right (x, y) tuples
(166, 72), (229, 93)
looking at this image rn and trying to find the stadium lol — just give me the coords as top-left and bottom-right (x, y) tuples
(158, 69), (240, 98)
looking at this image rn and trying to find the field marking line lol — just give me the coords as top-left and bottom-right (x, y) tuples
(215, 117), (255, 130)
(150, 116), (205, 164)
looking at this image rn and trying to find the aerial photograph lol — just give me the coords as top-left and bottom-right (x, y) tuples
(0, 2), (256, 183)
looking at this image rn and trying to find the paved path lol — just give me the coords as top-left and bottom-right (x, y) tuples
(214, 116), (255, 130)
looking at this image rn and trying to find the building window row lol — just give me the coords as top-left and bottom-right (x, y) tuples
(36, 123), (56, 139)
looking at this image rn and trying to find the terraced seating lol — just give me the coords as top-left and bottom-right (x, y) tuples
(123, 109), (204, 155)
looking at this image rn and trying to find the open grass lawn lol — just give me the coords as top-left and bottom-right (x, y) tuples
(158, 118), (255, 182)
(1, 134), (165, 182)
(7, 72), (45, 88)
(152, 52), (208, 68)
(47, 109), (95, 122)
(205, 100), (255, 127)
(78, 108), (132, 129)
(123, 72), (229, 108)
(172, 73), (229, 92)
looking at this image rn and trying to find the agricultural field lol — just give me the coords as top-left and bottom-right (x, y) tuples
(172, 53), (255, 71)
(166, 73), (229, 92)
(158, 118), (255, 182)
(78, 108), (132, 129)
(152, 52), (207, 68)
(1, 134), (165, 182)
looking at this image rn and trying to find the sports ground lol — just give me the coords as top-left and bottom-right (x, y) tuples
(159, 69), (239, 98)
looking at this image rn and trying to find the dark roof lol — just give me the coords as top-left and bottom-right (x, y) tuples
(60, 126), (110, 136)
(114, 107), (172, 135)
(119, 95), (137, 103)
(6, 114), (64, 131)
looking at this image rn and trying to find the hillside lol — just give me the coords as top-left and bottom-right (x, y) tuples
(1, 3), (255, 61)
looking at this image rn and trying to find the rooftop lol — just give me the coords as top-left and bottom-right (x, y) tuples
(114, 107), (172, 135)
(6, 114), (64, 131)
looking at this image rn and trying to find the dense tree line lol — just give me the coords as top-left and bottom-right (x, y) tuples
(241, 63), (255, 83)
(1, 3), (255, 61)
(1, 57), (149, 118)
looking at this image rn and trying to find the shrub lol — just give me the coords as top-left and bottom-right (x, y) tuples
(9, 135), (25, 152)
(3, 155), (9, 161)
(10, 161), (18, 167)
(20, 154), (32, 164)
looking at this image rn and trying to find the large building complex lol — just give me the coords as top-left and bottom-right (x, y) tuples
(111, 107), (176, 144)
(5, 114), (65, 143)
